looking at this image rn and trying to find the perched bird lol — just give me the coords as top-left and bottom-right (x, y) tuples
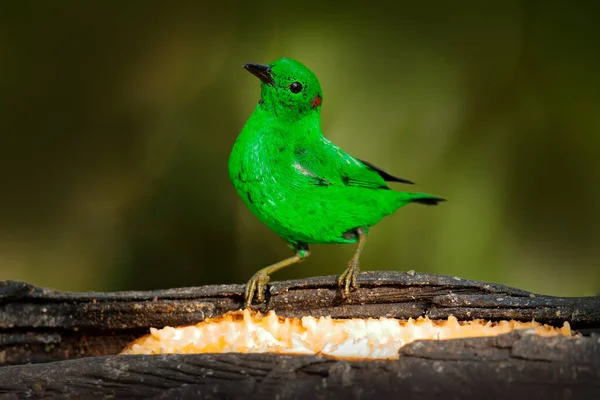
(229, 58), (444, 307)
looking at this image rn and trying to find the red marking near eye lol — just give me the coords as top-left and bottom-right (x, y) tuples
(311, 95), (322, 108)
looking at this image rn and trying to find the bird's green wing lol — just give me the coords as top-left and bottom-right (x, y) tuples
(293, 138), (414, 190)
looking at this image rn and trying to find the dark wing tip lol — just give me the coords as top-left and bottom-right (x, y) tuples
(358, 159), (415, 185)
(392, 176), (416, 185)
(413, 197), (447, 206)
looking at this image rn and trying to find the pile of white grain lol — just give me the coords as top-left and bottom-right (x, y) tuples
(121, 309), (572, 360)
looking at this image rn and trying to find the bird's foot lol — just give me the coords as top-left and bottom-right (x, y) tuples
(337, 258), (360, 298)
(244, 269), (271, 308)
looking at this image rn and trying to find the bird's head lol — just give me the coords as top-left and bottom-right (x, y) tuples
(243, 58), (323, 120)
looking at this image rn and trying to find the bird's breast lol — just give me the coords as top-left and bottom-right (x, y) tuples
(230, 135), (289, 204)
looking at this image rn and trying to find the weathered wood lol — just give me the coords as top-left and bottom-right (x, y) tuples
(1, 271), (599, 367)
(0, 330), (598, 399)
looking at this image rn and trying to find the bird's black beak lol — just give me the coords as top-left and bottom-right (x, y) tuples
(243, 63), (274, 85)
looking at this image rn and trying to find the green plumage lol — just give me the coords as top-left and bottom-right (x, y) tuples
(229, 58), (444, 306)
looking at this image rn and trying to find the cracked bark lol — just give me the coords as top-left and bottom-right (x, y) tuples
(0, 271), (599, 399)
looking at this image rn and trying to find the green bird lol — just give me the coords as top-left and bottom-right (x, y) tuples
(229, 58), (444, 307)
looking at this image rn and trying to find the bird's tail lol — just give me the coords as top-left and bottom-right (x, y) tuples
(396, 192), (446, 207)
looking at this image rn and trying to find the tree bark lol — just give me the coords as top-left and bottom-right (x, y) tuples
(0, 271), (599, 399)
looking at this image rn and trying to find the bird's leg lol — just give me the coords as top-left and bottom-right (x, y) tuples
(244, 245), (310, 307)
(338, 228), (367, 297)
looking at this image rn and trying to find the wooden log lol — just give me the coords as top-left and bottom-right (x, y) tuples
(0, 330), (599, 399)
(0, 271), (599, 399)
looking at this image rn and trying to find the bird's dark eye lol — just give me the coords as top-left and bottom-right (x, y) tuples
(289, 82), (303, 93)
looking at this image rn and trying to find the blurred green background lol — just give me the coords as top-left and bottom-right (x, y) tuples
(1, 1), (598, 296)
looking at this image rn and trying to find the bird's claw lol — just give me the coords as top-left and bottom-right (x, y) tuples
(244, 269), (271, 308)
(337, 259), (360, 298)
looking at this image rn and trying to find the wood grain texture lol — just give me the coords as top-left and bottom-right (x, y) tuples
(0, 330), (598, 399)
(0, 271), (599, 399)
(1, 271), (599, 367)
